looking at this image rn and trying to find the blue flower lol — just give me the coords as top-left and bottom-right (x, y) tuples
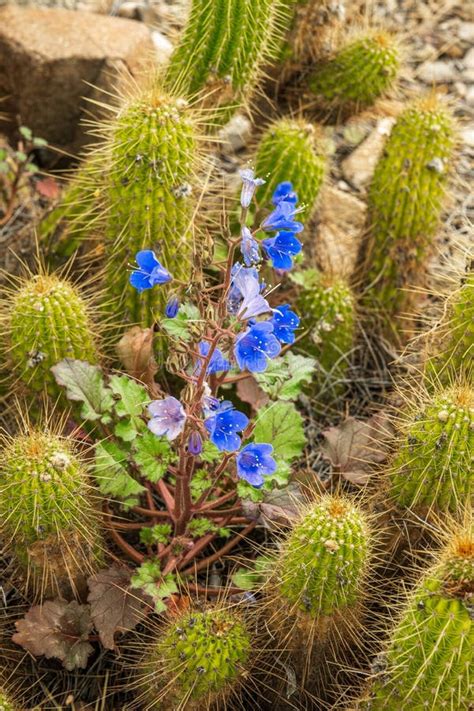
(188, 431), (202, 455)
(234, 321), (281, 373)
(262, 231), (302, 271)
(236, 443), (277, 487)
(147, 397), (186, 441)
(129, 250), (172, 292)
(205, 401), (249, 452)
(239, 168), (265, 208)
(165, 296), (180, 318)
(261, 201), (303, 234)
(195, 341), (230, 376)
(240, 226), (260, 266)
(272, 181), (298, 206)
(227, 263), (270, 320)
(269, 304), (300, 344)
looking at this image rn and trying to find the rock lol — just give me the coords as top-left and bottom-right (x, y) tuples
(461, 128), (474, 148)
(151, 30), (174, 63)
(417, 60), (458, 84)
(462, 68), (474, 83)
(116, 1), (144, 19)
(459, 22), (474, 45)
(218, 113), (252, 153)
(313, 186), (367, 278)
(465, 86), (474, 108)
(341, 117), (395, 191)
(464, 47), (474, 70)
(0, 6), (156, 155)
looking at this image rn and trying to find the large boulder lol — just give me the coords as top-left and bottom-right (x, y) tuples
(0, 5), (156, 154)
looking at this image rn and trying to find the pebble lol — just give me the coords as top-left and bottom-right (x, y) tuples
(465, 86), (474, 108)
(151, 30), (173, 62)
(218, 113), (252, 153)
(341, 117), (395, 190)
(464, 47), (474, 70)
(461, 128), (474, 148)
(459, 22), (474, 45)
(417, 60), (458, 84)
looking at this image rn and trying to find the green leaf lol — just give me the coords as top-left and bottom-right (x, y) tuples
(15, 150), (27, 162)
(139, 524), (172, 546)
(25, 163), (38, 173)
(231, 557), (271, 591)
(187, 517), (217, 537)
(94, 441), (145, 507)
(109, 375), (148, 419)
(51, 359), (114, 422)
(237, 480), (264, 503)
(199, 441), (221, 463)
(161, 302), (201, 342)
(0, 148), (7, 160)
(130, 561), (178, 613)
(19, 126), (33, 140)
(289, 267), (320, 290)
(132, 431), (175, 483)
(32, 136), (48, 147)
(255, 353), (316, 401)
(253, 402), (306, 463)
(0, 162), (9, 174)
(190, 468), (212, 501)
(114, 418), (138, 442)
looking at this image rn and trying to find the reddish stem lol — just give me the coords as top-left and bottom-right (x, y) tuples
(181, 522), (257, 576)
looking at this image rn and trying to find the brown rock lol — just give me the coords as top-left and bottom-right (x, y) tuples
(341, 117), (395, 191)
(0, 6), (156, 155)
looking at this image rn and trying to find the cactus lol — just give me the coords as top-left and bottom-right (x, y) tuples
(362, 529), (473, 710)
(0, 430), (101, 597)
(389, 384), (473, 514)
(282, 0), (346, 68)
(104, 89), (200, 328)
(165, 0), (287, 114)
(0, 692), (15, 711)
(308, 31), (400, 109)
(292, 269), (356, 394)
(358, 96), (456, 343)
(4, 273), (98, 396)
(254, 119), (327, 220)
(137, 606), (252, 709)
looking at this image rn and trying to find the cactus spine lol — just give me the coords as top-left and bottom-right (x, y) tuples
(389, 385), (473, 514)
(165, 0), (287, 112)
(308, 31), (400, 109)
(105, 90), (199, 328)
(362, 530), (473, 710)
(284, 0), (346, 65)
(0, 430), (101, 597)
(254, 119), (327, 220)
(137, 606), (252, 709)
(4, 274), (98, 396)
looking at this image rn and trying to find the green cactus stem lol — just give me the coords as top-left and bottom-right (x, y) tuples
(308, 30), (400, 109)
(0, 430), (101, 597)
(165, 0), (288, 114)
(0, 692), (15, 711)
(4, 274), (98, 396)
(358, 96), (456, 343)
(104, 89), (199, 329)
(254, 119), (327, 220)
(389, 385), (473, 514)
(137, 606), (252, 709)
(292, 268), (356, 395)
(362, 531), (473, 710)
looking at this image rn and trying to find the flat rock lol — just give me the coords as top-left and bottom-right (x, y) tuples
(341, 117), (395, 191)
(417, 60), (458, 84)
(0, 6), (156, 154)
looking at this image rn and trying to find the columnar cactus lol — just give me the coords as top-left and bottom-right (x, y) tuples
(308, 31), (400, 109)
(359, 96), (456, 342)
(0, 430), (101, 597)
(389, 385), (473, 514)
(104, 90), (199, 327)
(0, 692), (15, 711)
(4, 274), (98, 396)
(254, 119), (327, 220)
(137, 606), (252, 709)
(362, 529), (473, 710)
(293, 269), (356, 393)
(165, 0), (287, 113)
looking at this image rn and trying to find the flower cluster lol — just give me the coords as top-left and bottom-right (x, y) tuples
(130, 174), (304, 489)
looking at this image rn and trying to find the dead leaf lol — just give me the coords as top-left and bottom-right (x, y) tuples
(321, 412), (393, 485)
(241, 483), (303, 530)
(236, 376), (269, 411)
(35, 176), (60, 200)
(13, 600), (93, 671)
(116, 327), (158, 392)
(87, 565), (152, 650)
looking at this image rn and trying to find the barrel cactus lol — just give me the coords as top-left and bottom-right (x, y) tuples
(283, 0), (346, 67)
(359, 96), (456, 343)
(4, 273), (98, 397)
(0, 430), (101, 597)
(254, 119), (327, 220)
(308, 30), (400, 110)
(136, 605), (252, 709)
(361, 528), (473, 710)
(0, 692), (15, 711)
(389, 384), (473, 514)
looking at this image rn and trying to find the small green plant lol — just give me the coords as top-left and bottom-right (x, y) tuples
(308, 30), (400, 109)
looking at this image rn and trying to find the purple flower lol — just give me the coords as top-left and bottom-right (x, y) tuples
(195, 341), (230, 376)
(236, 443), (277, 487)
(240, 226), (260, 267)
(165, 296), (180, 318)
(205, 401), (249, 452)
(227, 263), (270, 320)
(129, 250), (172, 292)
(234, 321), (281, 373)
(239, 168), (265, 208)
(272, 181), (298, 206)
(261, 201), (303, 234)
(188, 431), (202, 455)
(269, 304), (300, 344)
(262, 231), (302, 271)
(147, 396), (186, 441)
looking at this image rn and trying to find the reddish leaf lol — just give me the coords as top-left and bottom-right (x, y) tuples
(321, 412), (393, 485)
(13, 600), (93, 670)
(236, 376), (269, 411)
(35, 176), (60, 200)
(87, 565), (152, 650)
(116, 327), (159, 393)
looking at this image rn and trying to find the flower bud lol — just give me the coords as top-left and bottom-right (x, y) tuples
(165, 296), (180, 319)
(188, 431), (203, 455)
